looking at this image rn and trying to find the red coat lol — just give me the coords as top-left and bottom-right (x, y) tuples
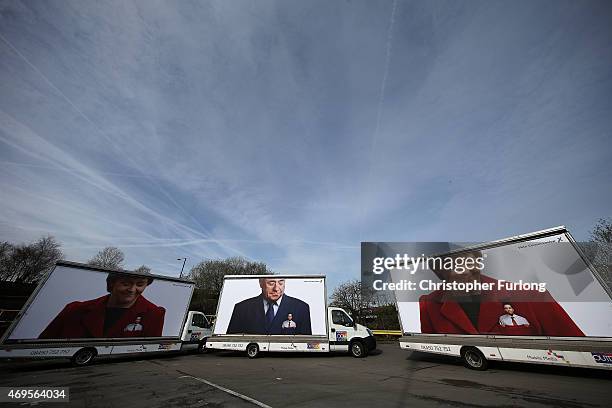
(419, 276), (585, 337)
(39, 294), (165, 339)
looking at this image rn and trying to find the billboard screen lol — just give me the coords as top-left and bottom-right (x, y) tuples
(4, 263), (194, 342)
(363, 230), (612, 337)
(214, 276), (326, 336)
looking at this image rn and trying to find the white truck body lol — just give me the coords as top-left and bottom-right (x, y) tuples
(206, 275), (376, 357)
(0, 261), (212, 365)
(399, 337), (612, 370)
(388, 227), (612, 370)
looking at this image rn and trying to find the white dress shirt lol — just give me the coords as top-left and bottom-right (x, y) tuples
(263, 295), (283, 317)
(499, 313), (529, 326)
(282, 320), (297, 328)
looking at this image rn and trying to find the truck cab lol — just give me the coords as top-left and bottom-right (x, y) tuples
(180, 311), (213, 352)
(328, 307), (376, 357)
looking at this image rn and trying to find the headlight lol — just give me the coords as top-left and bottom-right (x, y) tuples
(366, 328), (373, 336)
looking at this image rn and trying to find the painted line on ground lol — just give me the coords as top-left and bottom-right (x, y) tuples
(178, 374), (272, 408)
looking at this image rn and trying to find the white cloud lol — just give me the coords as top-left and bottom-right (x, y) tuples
(0, 0), (610, 287)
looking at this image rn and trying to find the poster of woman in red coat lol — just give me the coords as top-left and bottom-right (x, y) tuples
(5, 262), (194, 342)
(418, 250), (586, 337)
(367, 229), (611, 338)
(39, 272), (165, 339)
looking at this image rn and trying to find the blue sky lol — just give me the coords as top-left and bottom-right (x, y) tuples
(0, 0), (611, 290)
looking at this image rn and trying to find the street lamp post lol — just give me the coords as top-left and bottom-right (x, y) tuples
(177, 257), (187, 278)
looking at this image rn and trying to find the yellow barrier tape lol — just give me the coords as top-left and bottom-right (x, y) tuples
(371, 330), (402, 336)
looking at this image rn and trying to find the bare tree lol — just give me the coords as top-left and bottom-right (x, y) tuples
(329, 279), (375, 323)
(0, 236), (63, 283)
(134, 265), (151, 274)
(0, 242), (13, 279)
(88, 247), (125, 269)
(590, 218), (612, 287)
(187, 256), (271, 313)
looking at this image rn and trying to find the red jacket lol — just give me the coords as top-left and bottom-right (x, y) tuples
(39, 294), (165, 339)
(419, 276), (585, 337)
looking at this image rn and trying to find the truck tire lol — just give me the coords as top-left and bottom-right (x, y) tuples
(460, 347), (488, 370)
(197, 340), (208, 354)
(246, 343), (260, 359)
(71, 348), (97, 366)
(350, 340), (368, 358)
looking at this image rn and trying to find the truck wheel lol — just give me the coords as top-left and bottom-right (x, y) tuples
(461, 347), (488, 370)
(71, 348), (96, 366)
(246, 343), (260, 359)
(197, 340), (208, 354)
(350, 340), (367, 358)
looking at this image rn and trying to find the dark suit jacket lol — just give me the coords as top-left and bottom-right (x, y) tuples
(419, 275), (585, 337)
(39, 294), (166, 339)
(227, 294), (312, 335)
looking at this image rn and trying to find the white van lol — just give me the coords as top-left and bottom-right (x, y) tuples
(385, 227), (612, 370)
(0, 261), (212, 366)
(206, 275), (376, 358)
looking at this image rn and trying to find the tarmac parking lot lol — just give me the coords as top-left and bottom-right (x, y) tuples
(1, 343), (610, 407)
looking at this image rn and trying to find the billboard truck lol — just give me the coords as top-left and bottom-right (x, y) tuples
(0, 261), (212, 366)
(368, 226), (612, 370)
(206, 275), (376, 358)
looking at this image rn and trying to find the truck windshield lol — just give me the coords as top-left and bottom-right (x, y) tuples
(191, 314), (208, 328)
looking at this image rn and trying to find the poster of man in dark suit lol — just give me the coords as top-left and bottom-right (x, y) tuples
(227, 278), (312, 335)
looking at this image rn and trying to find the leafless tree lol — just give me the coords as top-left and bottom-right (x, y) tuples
(187, 256), (272, 313)
(134, 265), (151, 274)
(88, 247), (125, 269)
(329, 279), (376, 323)
(0, 236), (63, 283)
(590, 218), (612, 288)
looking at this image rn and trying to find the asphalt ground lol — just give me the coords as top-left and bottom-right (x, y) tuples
(0, 342), (610, 408)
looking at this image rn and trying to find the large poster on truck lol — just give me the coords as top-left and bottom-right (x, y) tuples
(213, 276), (327, 336)
(363, 229), (612, 337)
(3, 262), (194, 343)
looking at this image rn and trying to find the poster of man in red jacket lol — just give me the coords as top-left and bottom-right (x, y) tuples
(39, 272), (165, 339)
(419, 250), (585, 337)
